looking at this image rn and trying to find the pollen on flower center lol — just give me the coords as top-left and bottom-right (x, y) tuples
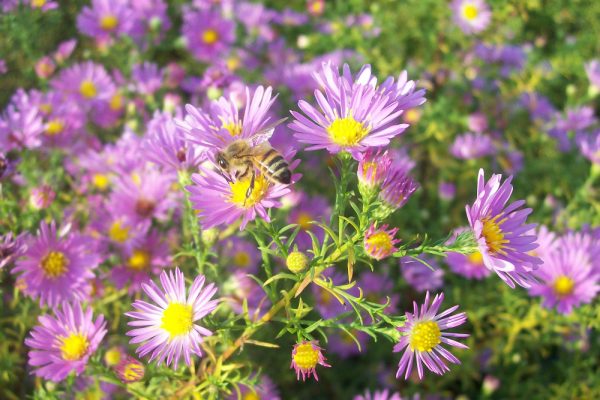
(60, 333), (89, 361)
(109, 93), (123, 111)
(409, 320), (441, 352)
(293, 343), (319, 370)
(467, 251), (484, 264)
(553, 275), (575, 297)
(296, 212), (313, 230)
(122, 362), (145, 382)
(161, 303), (194, 338)
(481, 216), (508, 254)
(92, 173), (110, 190)
(463, 4), (478, 20)
(31, 0), (47, 7)
(41, 251), (69, 278)
(222, 121), (242, 137)
(45, 119), (65, 136)
(365, 231), (393, 253)
(229, 174), (269, 208)
(202, 29), (219, 44)
(327, 116), (369, 146)
(233, 251), (251, 268)
(100, 15), (119, 31)
(109, 220), (130, 243)
(79, 80), (97, 99)
(128, 250), (150, 271)
(243, 392), (260, 400)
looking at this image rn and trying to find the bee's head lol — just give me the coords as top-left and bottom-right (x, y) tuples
(216, 152), (229, 171)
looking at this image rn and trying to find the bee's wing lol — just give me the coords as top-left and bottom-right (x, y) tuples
(247, 117), (288, 146)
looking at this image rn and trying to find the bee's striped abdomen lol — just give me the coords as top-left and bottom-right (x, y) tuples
(260, 149), (291, 184)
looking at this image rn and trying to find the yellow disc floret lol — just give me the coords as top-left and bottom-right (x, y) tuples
(409, 321), (441, 352)
(293, 343), (319, 370)
(202, 29), (219, 45)
(41, 251), (69, 278)
(92, 173), (110, 190)
(161, 303), (194, 339)
(222, 121), (242, 137)
(122, 362), (145, 382)
(553, 275), (575, 297)
(233, 251), (251, 268)
(327, 115), (369, 146)
(229, 175), (269, 208)
(109, 220), (130, 243)
(100, 15), (118, 31)
(467, 251), (484, 264)
(60, 333), (89, 361)
(365, 231), (394, 254)
(128, 250), (150, 271)
(45, 119), (64, 136)
(243, 392), (260, 400)
(79, 80), (97, 99)
(463, 4), (479, 21)
(296, 212), (313, 231)
(481, 216), (508, 254)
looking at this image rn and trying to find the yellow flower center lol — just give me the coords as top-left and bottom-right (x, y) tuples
(310, 1), (324, 14)
(223, 121), (242, 137)
(39, 103), (53, 114)
(79, 80), (97, 99)
(100, 15), (118, 31)
(202, 29), (219, 45)
(463, 4), (479, 20)
(233, 251), (251, 268)
(481, 216), (508, 255)
(361, 161), (378, 178)
(128, 250), (150, 271)
(60, 333), (89, 361)
(104, 347), (122, 366)
(226, 56), (240, 71)
(404, 109), (421, 124)
(467, 251), (484, 265)
(293, 343), (319, 370)
(122, 362), (144, 382)
(229, 175), (269, 208)
(31, 0), (46, 7)
(109, 93), (123, 111)
(296, 212), (313, 231)
(45, 119), (64, 136)
(109, 220), (130, 243)
(365, 231), (394, 254)
(319, 289), (332, 305)
(409, 321), (441, 352)
(327, 116), (369, 147)
(553, 275), (575, 297)
(161, 303), (194, 339)
(41, 251), (69, 278)
(243, 392), (260, 400)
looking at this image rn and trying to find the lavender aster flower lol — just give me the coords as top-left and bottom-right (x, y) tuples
(394, 292), (469, 380)
(131, 62), (164, 95)
(0, 104), (44, 151)
(126, 268), (218, 369)
(287, 193), (331, 250)
(12, 221), (100, 307)
(364, 223), (400, 260)
(585, 59), (600, 89)
(77, 0), (133, 40)
(0, 232), (27, 269)
(51, 61), (115, 105)
(401, 255), (444, 292)
(466, 169), (542, 288)
(450, 132), (496, 160)
(182, 10), (235, 63)
(354, 389), (402, 400)
(228, 375), (281, 400)
(446, 250), (491, 280)
(450, 0), (491, 34)
(25, 303), (107, 382)
(577, 131), (600, 165)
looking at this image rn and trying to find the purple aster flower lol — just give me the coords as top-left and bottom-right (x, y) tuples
(25, 302), (107, 382)
(273, 8), (309, 26)
(364, 223), (400, 260)
(115, 356), (145, 383)
(224, 271), (270, 319)
(529, 244), (599, 314)
(51, 61), (116, 105)
(187, 149), (299, 230)
(77, 0), (134, 41)
(354, 389), (402, 400)
(53, 39), (77, 64)
(519, 92), (555, 122)
(129, 0), (172, 46)
(0, 232), (27, 269)
(290, 340), (331, 381)
(359, 270), (400, 314)
(450, 132), (496, 159)
(328, 328), (370, 359)
(450, 0), (491, 34)
(28, 0), (58, 11)
(467, 112), (488, 133)
(550, 106), (597, 151)
(379, 162), (419, 212)
(12, 221), (100, 307)
(287, 193), (331, 250)
(112, 230), (171, 293)
(439, 182), (456, 200)
(312, 270), (352, 319)
(0, 104), (44, 151)
(143, 111), (205, 171)
(466, 169), (542, 288)
(446, 250), (491, 280)
(29, 184), (56, 210)
(227, 375), (281, 400)
(35, 56), (56, 79)
(394, 291), (469, 380)
(290, 62), (414, 156)
(401, 255), (444, 292)
(585, 59), (600, 89)
(577, 131), (600, 165)
(131, 62), (163, 95)
(182, 9), (235, 63)
(0, 59), (7, 74)
(126, 268), (218, 369)
(218, 237), (261, 274)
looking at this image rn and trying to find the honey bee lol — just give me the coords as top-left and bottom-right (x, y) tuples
(215, 119), (291, 203)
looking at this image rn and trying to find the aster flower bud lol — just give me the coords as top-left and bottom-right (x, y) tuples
(290, 340), (330, 381)
(286, 251), (309, 273)
(115, 356), (145, 383)
(363, 223), (400, 260)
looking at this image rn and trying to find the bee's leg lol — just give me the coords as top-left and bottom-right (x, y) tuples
(216, 168), (233, 183)
(244, 169), (255, 207)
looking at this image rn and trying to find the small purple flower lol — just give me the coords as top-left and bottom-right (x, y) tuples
(446, 250), (491, 280)
(287, 193), (331, 250)
(529, 244), (599, 314)
(0, 104), (44, 151)
(0, 232), (28, 269)
(53, 39), (77, 64)
(29, 0), (58, 12)
(219, 237), (261, 274)
(51, 61), (116, 105)
(577, 131), (600, 165)
(12, 221), (100, 307)
(29, 184), (56, 210)
(126, 268), (218, 369)
(182, 9), (236, 63)
(290, 340), (331, 381)
(394, 292), (469, 380)
(227, 375), (281, 400)
(466, 169), (542, 288)
(585, 59), (600, 88)
(467, 112), (488, 133)
(77, 0), (134, 40)
(364, 223), (400, 261)
(224, 271), (270, 319)
(131, 62), (163, 95)
(438, 182), (456, 200)
(519, 92), (555, 122)
(401, 255), (444, 292)
(129, 0), (172, 46)
(450, 132), (496, 159)
(450, 0), (491, 34)
(25, 302), (107, 382)
(328, 329), (370, 359)
(353, 389), (402, 400)
(0, 59), (7, 74)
